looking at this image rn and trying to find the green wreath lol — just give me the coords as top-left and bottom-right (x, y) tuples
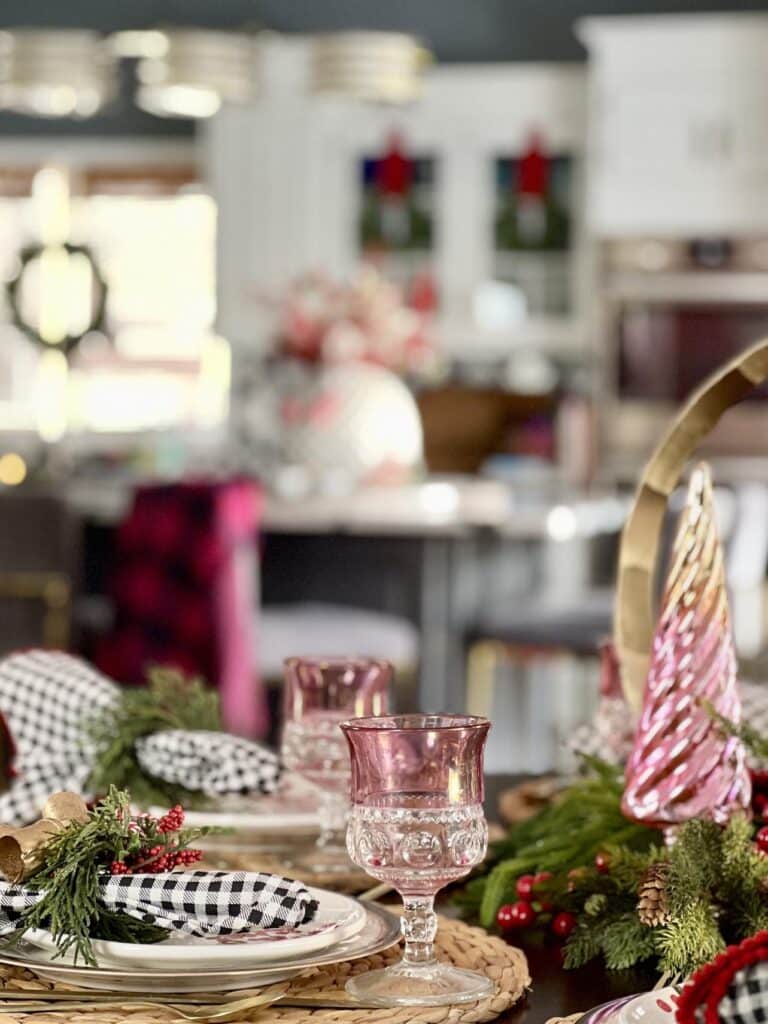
(6, 242), (108, 356)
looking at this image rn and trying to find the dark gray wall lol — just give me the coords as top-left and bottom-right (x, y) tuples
(1, 1), (767, 136)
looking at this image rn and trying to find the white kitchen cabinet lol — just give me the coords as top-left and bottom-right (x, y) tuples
(579, 14), (768, 236)
(203, 36), (587, 362)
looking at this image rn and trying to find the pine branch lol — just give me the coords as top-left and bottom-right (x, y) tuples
(87, 667), (221, 808)
(657, 898), (724, 977)
(707, 703), (768, 762)
(602, 913), (658, 971)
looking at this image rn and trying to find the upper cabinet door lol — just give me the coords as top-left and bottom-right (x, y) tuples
(580, 14), (768, 236)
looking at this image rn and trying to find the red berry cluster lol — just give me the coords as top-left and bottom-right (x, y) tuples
(107, 803), (201, 876)
(756, 826), (768, 855)
(158, 805), (185, 833)
(140, 848), (203, 873)
(495, 855), (608, 943)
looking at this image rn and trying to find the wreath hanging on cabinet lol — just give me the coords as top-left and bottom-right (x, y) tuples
(6, 242), (108, 357)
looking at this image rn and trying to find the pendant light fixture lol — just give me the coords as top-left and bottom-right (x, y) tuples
(0, 29), (116, 118)
(133, 29), (258, 119)
(310, 32), (430, 103)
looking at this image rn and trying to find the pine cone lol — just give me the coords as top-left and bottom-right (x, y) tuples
(637, 862), (671, 927)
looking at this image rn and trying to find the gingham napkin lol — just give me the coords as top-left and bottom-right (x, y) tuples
(677, 931), (768, 1024)
(0, 870), (318, 939)
(135, 730), (280, 797)
(0, 650), (280, 825)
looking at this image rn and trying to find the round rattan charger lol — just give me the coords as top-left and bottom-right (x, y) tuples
(0, 915), (530, 1024)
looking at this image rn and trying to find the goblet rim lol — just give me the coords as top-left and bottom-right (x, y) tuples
(283, 655), (394, 672)
(340, 713), (490, 734)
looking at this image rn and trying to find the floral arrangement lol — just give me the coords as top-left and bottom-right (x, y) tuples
(274, 266), (434, 375)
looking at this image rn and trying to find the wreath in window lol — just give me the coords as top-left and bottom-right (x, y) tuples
(6, 242), (108, 356)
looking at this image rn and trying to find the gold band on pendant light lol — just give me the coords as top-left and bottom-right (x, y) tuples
(615, 338), (768, 713)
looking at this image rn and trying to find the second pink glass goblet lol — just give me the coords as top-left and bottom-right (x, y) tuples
(281, 656), (391, 871)
(341, 713), (492, 1006)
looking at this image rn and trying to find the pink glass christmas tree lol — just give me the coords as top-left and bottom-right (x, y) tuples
(621, 462), (751, 833)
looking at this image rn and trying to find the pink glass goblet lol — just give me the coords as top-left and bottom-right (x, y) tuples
(341, 714), (492, 1007)
(281, 656), (391, 870)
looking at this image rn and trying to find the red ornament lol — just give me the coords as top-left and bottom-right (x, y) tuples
(497, 901), (537, 931)
(595, 852), (611, 874)
(515, 874), (536, 901)
(756, 826), (768, 854)
(551, 912), (577, 939)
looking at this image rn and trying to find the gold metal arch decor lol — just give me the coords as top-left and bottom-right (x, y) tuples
(615, 338), (768, 713)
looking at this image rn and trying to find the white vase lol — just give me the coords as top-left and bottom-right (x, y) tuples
(282, 363), (424, 491)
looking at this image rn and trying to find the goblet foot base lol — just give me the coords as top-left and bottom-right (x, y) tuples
(346, 962), (494, 1007)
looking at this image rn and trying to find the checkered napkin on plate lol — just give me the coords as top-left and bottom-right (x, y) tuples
(677, 930), (768, 1024)
(0, 650), (281, 826)
(0, 870), (318, 939)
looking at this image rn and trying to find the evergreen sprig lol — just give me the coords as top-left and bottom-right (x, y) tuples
(13, 787), (207, 966)
(472, 758), (657, 927)
(561, 815), (768, 978)
(87, 667), (221, 808)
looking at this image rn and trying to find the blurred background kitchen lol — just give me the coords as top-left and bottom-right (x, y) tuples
(2, 0), (768, 773)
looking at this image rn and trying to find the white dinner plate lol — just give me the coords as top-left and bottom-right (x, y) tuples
(21, 887), (366, 969)
(148, 780), (321, 833)
(0, 902), (400, 993)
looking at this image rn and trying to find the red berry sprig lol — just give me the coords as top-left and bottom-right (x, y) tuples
(756, 826), (768, 854)
(497, 901), (537, 931)
(551, 911), (577, 939)
(158, 805), (185, 833)
(594, 851), (611, 874)
(107, 803), (202, 876)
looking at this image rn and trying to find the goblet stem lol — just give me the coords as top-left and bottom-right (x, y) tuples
(401, 895), (438, 967)
(317, 790), (349, 852)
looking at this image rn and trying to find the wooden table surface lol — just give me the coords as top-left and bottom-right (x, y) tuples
(497, 941), (656, 1021)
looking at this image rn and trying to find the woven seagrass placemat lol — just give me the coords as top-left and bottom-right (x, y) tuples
(0, 915), (530, 1023)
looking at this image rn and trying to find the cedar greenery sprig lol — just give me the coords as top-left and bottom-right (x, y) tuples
(13, 787), (208, 966)
(457, 757), (657, 928)
(87, 667), (221, 809)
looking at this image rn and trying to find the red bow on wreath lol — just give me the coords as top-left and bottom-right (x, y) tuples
(677, 930), (768, 1023)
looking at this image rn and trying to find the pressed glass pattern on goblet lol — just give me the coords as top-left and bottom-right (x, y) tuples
(281, 656), (391, 871)
(342, 713), (492, 1006)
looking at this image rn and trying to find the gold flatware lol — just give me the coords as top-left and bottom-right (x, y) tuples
(0, 985), (289, 1021)
(0, 991), (376, 1015)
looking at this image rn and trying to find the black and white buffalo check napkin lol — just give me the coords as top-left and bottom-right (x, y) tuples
(0, 651), (280, 825)
(0, 870), (317, 940)
(135, 730), (280, 797)
(715, 961), (768, 1024)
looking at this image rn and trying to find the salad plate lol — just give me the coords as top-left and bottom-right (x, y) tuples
(20, 887), (366, 969)
(0, 901), (400, 993)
